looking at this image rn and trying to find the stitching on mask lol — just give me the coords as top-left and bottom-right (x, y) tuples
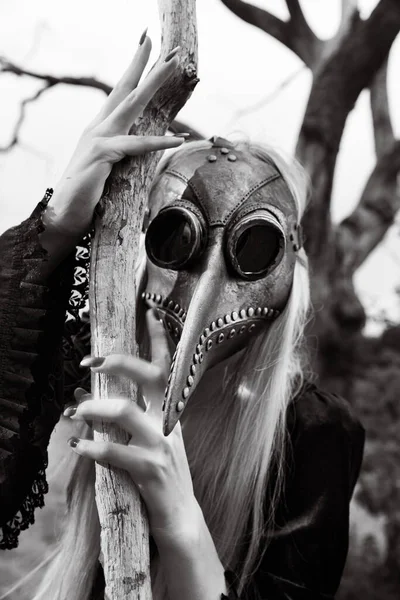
(220, 173), (282, 226)
(164, 170), (283, 227)
(164, 169), (213, 223)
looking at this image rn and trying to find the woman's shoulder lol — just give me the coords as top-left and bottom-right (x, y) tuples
(287, 380), (365, 445)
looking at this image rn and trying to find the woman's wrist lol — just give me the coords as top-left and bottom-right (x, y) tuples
(153, 499), (228, 600)
(151, 495), (203, 550)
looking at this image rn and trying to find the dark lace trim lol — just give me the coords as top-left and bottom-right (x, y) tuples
(0, 466), (48, 549)
(0, 190), (54, 549)
(0, 189), (87, 549)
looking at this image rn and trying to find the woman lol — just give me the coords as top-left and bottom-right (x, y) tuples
(0, 33), (364, 599)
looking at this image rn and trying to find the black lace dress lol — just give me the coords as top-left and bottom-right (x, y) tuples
(0, 196), (365, 599)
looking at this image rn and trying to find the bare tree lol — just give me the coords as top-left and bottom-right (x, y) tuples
(219, 2), (400, 599)
(220, 0), (400, 376)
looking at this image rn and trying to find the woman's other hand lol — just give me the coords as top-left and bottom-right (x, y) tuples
(63, 309), (198, 542)
(44, 32), (184, 239)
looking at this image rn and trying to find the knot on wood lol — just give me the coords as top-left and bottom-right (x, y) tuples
(123, 573), (147, 591)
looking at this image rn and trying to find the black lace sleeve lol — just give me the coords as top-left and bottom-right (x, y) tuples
(0, 191), (92, 549)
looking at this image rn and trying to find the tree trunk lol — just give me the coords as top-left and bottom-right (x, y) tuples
(89, 2), (198, 598)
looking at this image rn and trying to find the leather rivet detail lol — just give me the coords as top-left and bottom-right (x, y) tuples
(168, 300), (174, 309)
(146, 292), (151, 300)
(182, 313), (187, 322)
(177, 400), (185, 411)
(174, 327), (180, 339)
(199, 353), (204, 363)
(204, 327), (210, 337)
(263, 307), (269, 316)
(239, 309), (246, 318)
(218, 333), (224, 343)
(207, 154), (217, 162)
(211, 321), (217, 331)
(249, 324), (256, 333)
(174, 304), (180, 313)
(231, 311), (239, 321)
(217, 318), (224, 327)
(194, 354), (200, 364)
(190, 365), (196, 375)
(187, 376), (194, 387)
(141, 292), (146, 300)
(239, 325), (246, 334)
(163, 298), (169, 307)
(183, 388), (190, 399)
(224, 314), (231, 324)
(196, 344), (201, 354)
(256, 307), (262, 316)
(227, 154), (237, 162)
(229, 329), (236, 338)
(220, 147), (229, 154)
(155, 294), (162, 304)
(200, 334), (206, 344)
(269, 310), (274, 318)
(206, 339), (213, 350)
(247, 307), (254, 317)
(167, 321), (172, 331)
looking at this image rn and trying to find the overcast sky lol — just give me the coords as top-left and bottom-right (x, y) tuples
(0, 0), (399, 331)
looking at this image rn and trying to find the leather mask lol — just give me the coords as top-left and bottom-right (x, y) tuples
(142, 138), (303, 435)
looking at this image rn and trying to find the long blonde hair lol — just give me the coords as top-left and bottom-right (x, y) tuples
(14, 140), (310, 600)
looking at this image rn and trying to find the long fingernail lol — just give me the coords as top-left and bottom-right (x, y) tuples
(67, 436), (80, 448)
(64, 406), (77, 417)
(165, 46), (181, 62)
(80, 356), (105, 368)
(139, 27), (148, 46)
(74, 387), (89, 401)
(174, 133), (190, 138)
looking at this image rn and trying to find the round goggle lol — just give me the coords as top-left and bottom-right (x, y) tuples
(145, 205), (285, 280)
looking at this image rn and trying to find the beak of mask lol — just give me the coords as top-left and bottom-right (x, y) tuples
(143, 140), (303, 435)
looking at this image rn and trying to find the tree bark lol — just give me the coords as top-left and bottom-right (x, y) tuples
(89, 2), (198, 599)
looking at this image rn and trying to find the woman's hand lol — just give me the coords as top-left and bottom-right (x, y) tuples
(44, 32), (185, 239)
(63, 309), (199, 542)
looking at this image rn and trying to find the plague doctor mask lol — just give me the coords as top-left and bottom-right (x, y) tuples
(142, 138), (303, 435)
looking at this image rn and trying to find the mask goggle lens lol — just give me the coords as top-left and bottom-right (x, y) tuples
(228, 212), (285, 280)
(145, 206), (207, 270)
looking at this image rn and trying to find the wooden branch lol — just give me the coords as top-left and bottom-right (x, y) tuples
(336, 140), (400, 274)
(220, 0), (322, 67)
(297, 0), (400, 267)
(370, 58), (395, 158)
(90, 1), (198, 599)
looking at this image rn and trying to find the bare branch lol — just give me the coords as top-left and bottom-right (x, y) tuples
(339, 0), (359, 32)
(220, 0), (322, 68)
(336, 140), (400, 274)
(370, 58), (395, 158)
(0, 56), (112, 94)
(0, 57), (202, 152)
(0, 83), (54, 152)
(298, 0), (400, 265)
